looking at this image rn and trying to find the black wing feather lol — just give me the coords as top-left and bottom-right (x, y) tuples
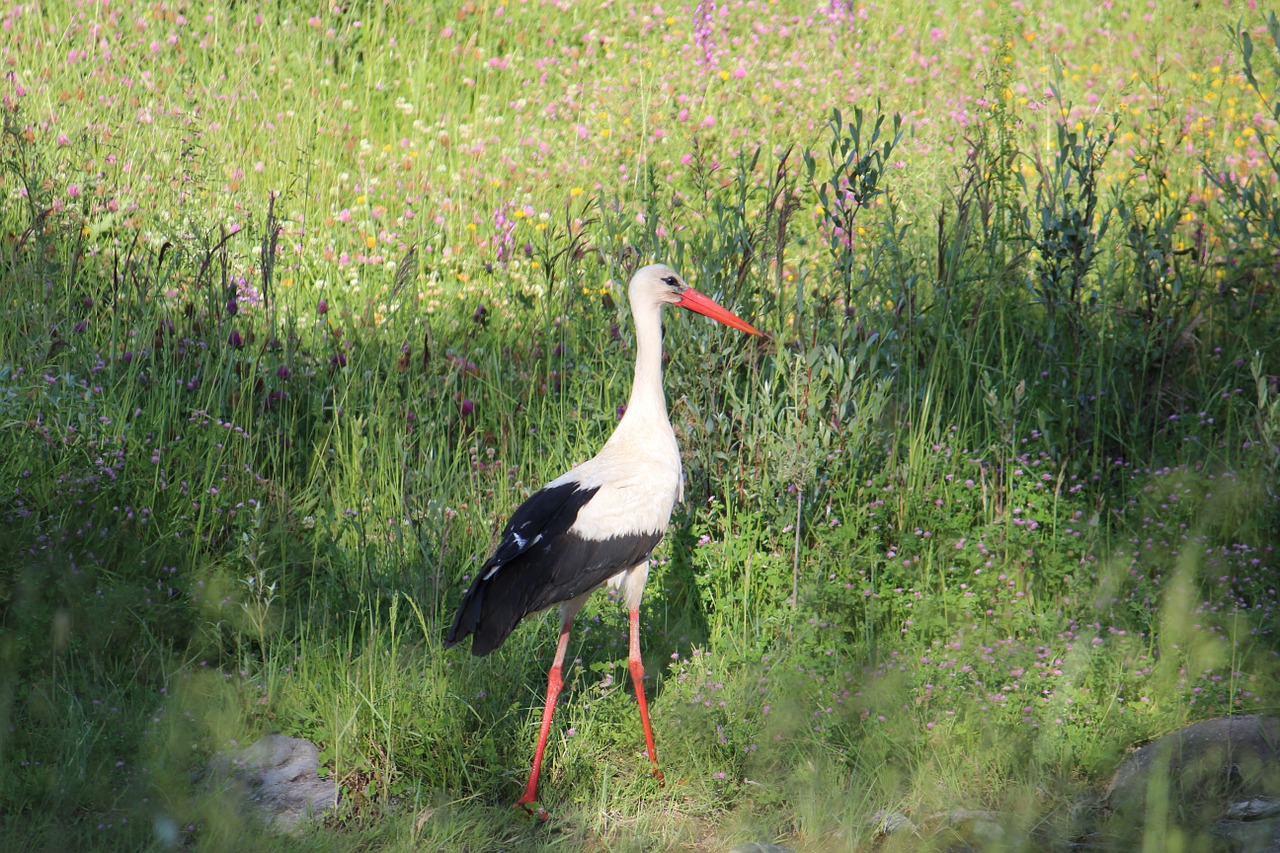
(444, 481), (663, 656)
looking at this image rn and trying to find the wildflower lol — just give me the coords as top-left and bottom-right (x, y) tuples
(493, 204), (516, 262)
(693, 2), (718, 69)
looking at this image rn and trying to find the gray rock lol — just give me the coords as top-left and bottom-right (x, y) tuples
(1104, 715), (1280, 812)
(867, 807), (1007, 850)
(1095, 715), (1280, 849)
(942, 808), (1004, 844)
(209, 734), (338, 833)
(1225, 797), (1280, 821)
(1214, 815), (1280, 852)
(870, 809), (916, 835)
(730, 844), (798, 853)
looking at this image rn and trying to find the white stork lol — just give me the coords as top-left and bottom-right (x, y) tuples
(444, 263), (761, 819)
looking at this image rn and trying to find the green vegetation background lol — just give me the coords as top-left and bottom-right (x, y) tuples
(2, 1), (1279, 849)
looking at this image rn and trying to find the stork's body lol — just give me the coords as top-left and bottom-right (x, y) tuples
(444, 264), (760, 818)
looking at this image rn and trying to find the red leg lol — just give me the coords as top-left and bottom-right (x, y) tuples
(628, 607), (664, 784)
(516, 617), (574, 820)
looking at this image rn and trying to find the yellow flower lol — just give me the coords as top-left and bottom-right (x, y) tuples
(366, 235), (377, 248)
(570, 186), (583, 197)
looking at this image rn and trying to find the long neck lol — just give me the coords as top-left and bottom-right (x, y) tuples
(623, 299), (668, 425)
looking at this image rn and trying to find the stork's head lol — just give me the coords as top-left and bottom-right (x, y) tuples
(629, 263), (762, 336)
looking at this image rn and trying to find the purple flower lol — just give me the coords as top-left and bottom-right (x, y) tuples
(493, 204), (515, 263)
(228, 329), (243, 348)
(317, 299), (329, 316)
(460, 398), (474, 416)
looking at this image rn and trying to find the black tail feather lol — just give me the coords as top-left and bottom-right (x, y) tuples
(443, 572), (530, 657)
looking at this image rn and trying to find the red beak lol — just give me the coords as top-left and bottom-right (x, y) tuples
(676, 287), (762, 336)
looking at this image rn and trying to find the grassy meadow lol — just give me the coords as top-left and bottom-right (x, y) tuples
(3, 0), (1280, 849)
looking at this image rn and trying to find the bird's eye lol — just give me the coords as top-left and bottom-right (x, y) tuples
(661, 275), (679, 287)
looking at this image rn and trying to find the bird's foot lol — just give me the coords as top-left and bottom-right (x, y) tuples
(515, 795), (549, 822)
(650, 764), (666, 788)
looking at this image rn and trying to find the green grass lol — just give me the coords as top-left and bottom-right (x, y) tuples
(2, 0), (1280, 850)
